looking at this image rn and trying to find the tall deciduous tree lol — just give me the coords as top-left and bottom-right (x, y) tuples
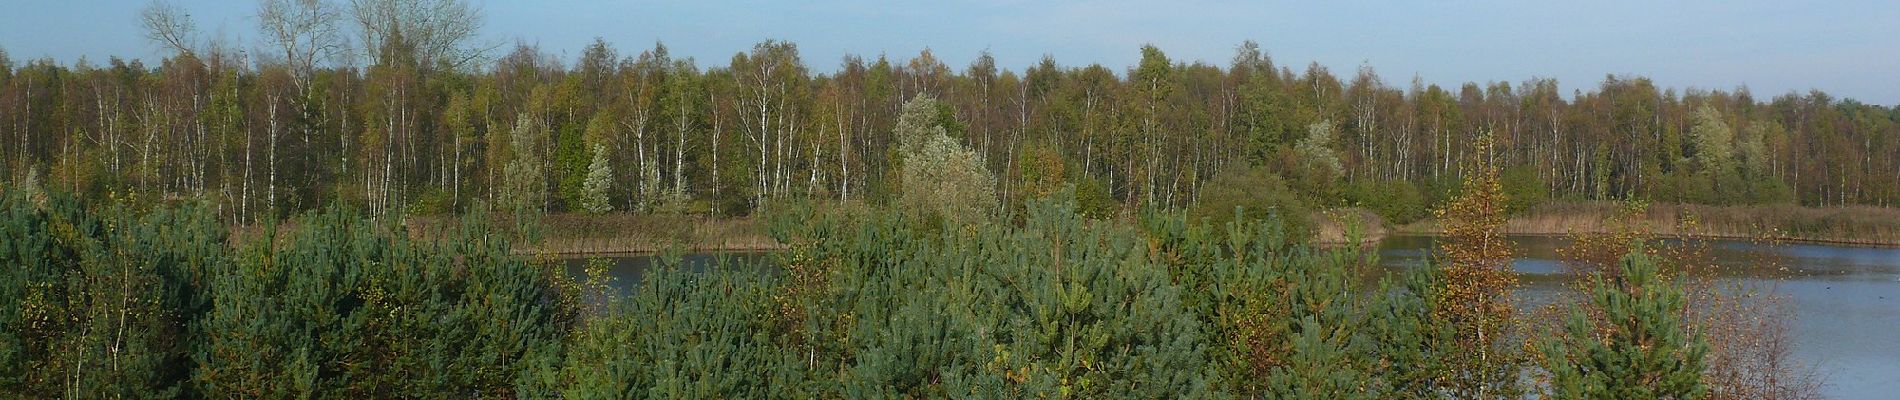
(348, 0), (489, 70)
(257, 0), (347, 80)
(138, 1), (200, 57)
(1692, 105), (1736, 176)
(580, 143), (612, 214)
(500, 113), (545, 212)
(1433, 135), (1523, 399)
(896, 95), (995, 225)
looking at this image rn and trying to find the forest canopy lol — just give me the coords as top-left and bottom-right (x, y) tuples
(1, 3), (1897, 226)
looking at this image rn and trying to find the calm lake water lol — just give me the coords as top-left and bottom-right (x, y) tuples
(1378, 235), (1900, 399)
(568, 235), (1900, 399)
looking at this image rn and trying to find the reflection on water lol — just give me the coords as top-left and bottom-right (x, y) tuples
(567, 236), (1900, 399)
(1377, 235), (1900, 400)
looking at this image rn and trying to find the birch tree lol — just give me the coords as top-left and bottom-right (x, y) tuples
(348, 0), (490, 70)
(138, 1), (200, 57)
(257, 0), (347, 81)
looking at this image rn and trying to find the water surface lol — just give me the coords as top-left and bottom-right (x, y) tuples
(1378, 235), (1900, 399)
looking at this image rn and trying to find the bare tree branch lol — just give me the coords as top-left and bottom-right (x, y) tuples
(139, 0), (199, 57)
(257, 0), (348, 76)
(348, 0), (493, 71)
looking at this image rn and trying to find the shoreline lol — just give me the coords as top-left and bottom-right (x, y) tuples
(1386, 229), (1900, 249)
(401, 202), (1900, 259)
(1311, 208), (1389, 247)
(1392, 202), (1900, 249)
(523, 241), (787, 259)
(530, 248), (784, 259)
(401, 213), (786, 258)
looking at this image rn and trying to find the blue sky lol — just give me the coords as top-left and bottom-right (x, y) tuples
(4, 0), (1896, 105)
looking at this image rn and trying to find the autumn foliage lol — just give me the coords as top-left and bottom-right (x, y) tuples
(1430, 135), (1525, 398)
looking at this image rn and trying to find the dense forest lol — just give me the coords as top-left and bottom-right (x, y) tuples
(2, 1), (1898, 226)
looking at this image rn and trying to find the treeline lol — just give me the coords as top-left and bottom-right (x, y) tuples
(0, 170), (1813, 397)
(3, 2), (1898, 225)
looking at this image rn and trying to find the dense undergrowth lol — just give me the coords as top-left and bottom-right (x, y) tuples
(0, 190), (570, 398)
(1, 184), (1808, 398)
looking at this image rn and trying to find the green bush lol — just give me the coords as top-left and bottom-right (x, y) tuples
(405, 186), (455, 215)
(896, 95), (998, 226)
(553, 262), (794, 398)
(1141, 206), (1381, 398)
(1541, 250), (1708, 399)
(1502, 166), (1550, 215)
(1343, 179), (1428, 224)
(194, 209), (568, 397)
(1421, 174), (1463, 210)
(1072, 176), (1119, 219)
(761, 196), (1217, 397)
(0, 187), (1725, 398)
(1650, 170), (1794, 206)
(0, 191), (224, 398)
(0, 189), (571, 398)
(1745, 178), (1796, 205)
(1191, 165), (1314, 242)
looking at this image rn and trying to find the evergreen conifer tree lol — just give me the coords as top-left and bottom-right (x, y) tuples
(1542, 251), (1709, 400)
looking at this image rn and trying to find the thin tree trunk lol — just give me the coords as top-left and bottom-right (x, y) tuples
(711, 92), (722, 203)
(675, 96), (688, 197)
(268, 97), (279, 218)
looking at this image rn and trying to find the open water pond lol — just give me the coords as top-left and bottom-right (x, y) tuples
(1379, 235), (1900, 399)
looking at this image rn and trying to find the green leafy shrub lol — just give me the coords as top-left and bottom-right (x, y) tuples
(756, 194), (1218, 397)
(1191, 165), (1314, 242)
(405, 186), (454, 215)
(1344, 179), (1428, 224)
(1366, 264), (1458, 399)
(1502, 165), (1550, 215)
(895, 95), (997, 226)
(1072, 176), (1119, 219)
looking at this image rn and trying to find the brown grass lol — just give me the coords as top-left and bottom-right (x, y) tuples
(1397, 201), (1900, 247)
(1311, 208), (1388, 246)
(404, 213), (781, 256)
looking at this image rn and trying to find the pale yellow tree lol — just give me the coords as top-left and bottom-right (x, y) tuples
(895, 95), (995, 225)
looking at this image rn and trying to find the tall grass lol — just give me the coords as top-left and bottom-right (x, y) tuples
(1404, 201), (1900, 247)
(405, 212), (782, 256)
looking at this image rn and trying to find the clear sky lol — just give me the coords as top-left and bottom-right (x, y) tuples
(3, 0), (1896, 105)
